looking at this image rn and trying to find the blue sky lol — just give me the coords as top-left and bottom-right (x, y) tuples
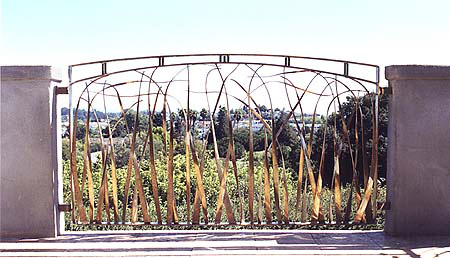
(2, 0), (450, 84)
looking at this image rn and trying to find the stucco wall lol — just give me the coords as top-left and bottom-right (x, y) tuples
(385, 65), (450, 235)
(0, 66), (61, 239)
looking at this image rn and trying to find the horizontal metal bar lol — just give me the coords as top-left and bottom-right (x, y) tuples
(70, 61), (379, 86)
(58, 203), (72, 212)
(55, 87), (68, 95)
(74, 221), (377, 227)
(71, 53), (379, 69)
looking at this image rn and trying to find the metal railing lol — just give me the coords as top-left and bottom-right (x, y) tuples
(66, 54), (380, 226)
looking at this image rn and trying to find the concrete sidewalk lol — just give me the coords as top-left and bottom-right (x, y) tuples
(1, 230), (449, 257)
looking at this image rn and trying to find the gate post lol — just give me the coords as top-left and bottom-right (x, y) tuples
(1, 66), (62, 239)
(385, 65), (450, 235)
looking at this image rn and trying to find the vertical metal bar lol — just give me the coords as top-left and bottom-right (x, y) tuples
(102, 62), (107, 75)
(372, 66), (380, 220)
(68, 65), (73, 160)
(285, 57), (290, 67)
(219, 55), (230, 63)
(376, 66), (380, 95)
(68, 65), (75, 223)
(185, 65), (191, 224)
(344, 62), (349, 76)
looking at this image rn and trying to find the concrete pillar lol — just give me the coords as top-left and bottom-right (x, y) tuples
(1, 66), (62, 239)
(385, 65), (450, 236)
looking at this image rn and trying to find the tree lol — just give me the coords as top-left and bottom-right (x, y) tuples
(215, 106), (228, 141)
(153, 112), (163, 127)
(189, 109), (198, 129)
(200, 108), (209, 122)
(173, 110), (184, 141)
(309, 93), (388, 185)
(258, 105), (270, 119)
(272, 111), (301, 172)
(76, 123), (87, 140)
(233, 109), (243, 128)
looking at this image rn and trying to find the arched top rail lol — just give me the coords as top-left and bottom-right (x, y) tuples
(69, 54), (380, 86)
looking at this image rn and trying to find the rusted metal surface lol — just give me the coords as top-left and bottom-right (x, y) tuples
(56, 87), (68, 95)
(66, 54), (381, 226)
(58, 204), (72, 212)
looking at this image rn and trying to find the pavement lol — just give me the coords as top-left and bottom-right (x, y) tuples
(1, 230), (449, 257)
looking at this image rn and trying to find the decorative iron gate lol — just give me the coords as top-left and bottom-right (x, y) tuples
(66, 54), (380, 226)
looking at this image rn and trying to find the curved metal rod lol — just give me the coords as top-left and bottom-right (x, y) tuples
(70, 62), (378, 86)
(214, 63), (245, 224)
(251, 79), (331, 97)
(74, 66), (373, 112)
(283, 67), (307, 220)
(70, 54), (379, 88)
(245, 64), (286, 223)
(323, 76), (370, 94)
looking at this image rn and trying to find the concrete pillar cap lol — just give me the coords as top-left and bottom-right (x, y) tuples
(1, 66), (61, 82)
(385, 65), (450, 81)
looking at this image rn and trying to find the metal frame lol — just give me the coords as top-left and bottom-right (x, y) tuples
(65, 54), (381, 227)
